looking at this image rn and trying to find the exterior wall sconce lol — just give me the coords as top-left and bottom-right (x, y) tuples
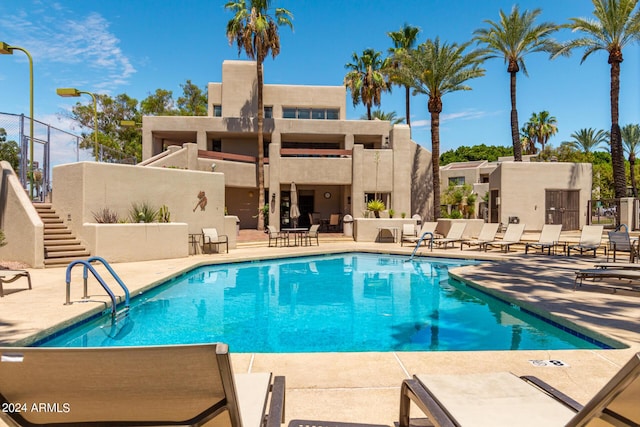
(271, 193), (276, 204)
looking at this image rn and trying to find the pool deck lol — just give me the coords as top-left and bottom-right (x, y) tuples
(1, 231), (639, 425)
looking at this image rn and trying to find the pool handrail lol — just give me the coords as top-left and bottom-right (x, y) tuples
(86, 256), (130, 307)
(64, 258), (130, 319)
(409, 231), (434, 260)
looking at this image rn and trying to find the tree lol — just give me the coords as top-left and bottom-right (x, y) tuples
(524, 110), (558, 152)
(387, 24), (421, 127)
(226, 0), (293, 231)
(0, 128), (20, 172)
(440, 144), (513, 164)
(344, 48), (391, 120)
(520, 122), (537, 155)
(176, 80), (208, 116)
(556, 0), (640, 198)
(360, 109), (404, 124)
(394, 38), (486, 219)
(474, 5), (562, 161)
(566, 128), (610, 153)
(67, 93), (142, 162)
(141, 89), (176, 116)
(622, 124), (640, 197)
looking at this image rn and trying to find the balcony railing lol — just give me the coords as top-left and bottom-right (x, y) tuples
(198, 150), (269, 164)
(280, 148), (352, 158)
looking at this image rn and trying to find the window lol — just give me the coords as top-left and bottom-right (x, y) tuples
(264, 106), (273, 119)
(448, 177), (465, 186)
(213, 105), (222, 117)
(312, 109), (326, 120)
(211, 140), (222, 152)
(297, 108), (310, 119)
(283, 107), (296, 119)
(326, 109), (339, 120)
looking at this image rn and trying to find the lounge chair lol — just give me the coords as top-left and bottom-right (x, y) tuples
(401, 222), (438, 248)
(0, 343), (285, 427)
(574, 267), (640, 290)
(524, 224), (563, 255)
(460, 223), (500, 250)
(567, 224), (605, 257)
(202, 227), (229, 253)
(432, 222), (467, 249)
(484, 223), (526, 252)
(0, 270), (31, 297)
(607, 224), (638, 262)
(267, 225), (288, 247)
(304, 224), (320, 246)
(399, 352), (640, 427)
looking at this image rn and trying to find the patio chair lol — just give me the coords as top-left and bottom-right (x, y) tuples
(328, 214), (341, 232)
(202, 227), (229, 254)
(0, 270), (32, 298)
(567, 225), (605, 257)
(398, 352), (640, 427)
(267, 225), (288, 247)
(524, 224), (563, 255)
(574, 267), (640, 290)
(401, 222), (438, 248)
(460, 223), (500, 251)
(432, 222), (467, 249)
(607, 224), (638, 262)
(484, 223), (526, 252)
(0, 343), (285, 427)
(304, 224), (320, 246)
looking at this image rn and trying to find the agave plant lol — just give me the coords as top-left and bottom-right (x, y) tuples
(367, 199), (386, 218)
(129, 202), (159, 223)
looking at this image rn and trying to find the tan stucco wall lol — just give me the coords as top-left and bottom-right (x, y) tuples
(52, 162), (228, 257)
(410, 144), (433, 221)
(0, 161), (44, 267)
(353, 218), (417, 242)
(490, 162), (592, 230)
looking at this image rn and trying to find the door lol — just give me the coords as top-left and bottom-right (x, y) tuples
(490, 190), (499, 224)
(545, 190), (580, 230)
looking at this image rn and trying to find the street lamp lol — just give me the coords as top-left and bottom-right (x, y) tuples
(1, 41), (35, 198)
(56, 87), (99, 161)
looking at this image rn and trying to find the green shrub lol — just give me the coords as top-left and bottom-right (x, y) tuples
(367, 199), (385, 212)
(129, 202), (159, 223)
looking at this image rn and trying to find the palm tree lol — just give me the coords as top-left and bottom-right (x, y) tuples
(474, 6), (562, 161)
(520, 124), (537, 155)
(393, 38), (486, 219)
(360, 109), (405, 124)
(225, 0), (293, 230)
(387, 24), (421, 127)
(566, 128), (609, 153)
(344, 49), (391, 120)
(525, 110), (558, 152)
(556, 0), (640, 198)
(622, 124), (640, 197)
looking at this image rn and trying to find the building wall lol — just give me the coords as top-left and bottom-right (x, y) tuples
(490, 162), (592, 230)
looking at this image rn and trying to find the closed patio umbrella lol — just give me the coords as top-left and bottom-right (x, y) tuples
(290, 182), (300, 227)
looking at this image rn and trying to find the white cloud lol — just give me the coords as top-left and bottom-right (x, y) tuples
(0, 4), (136, 90)
(411, 109), (500, 129)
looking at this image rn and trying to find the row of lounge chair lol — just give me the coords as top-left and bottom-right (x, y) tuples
(1, 344), (638, 426)
(401, 222), (636, 259)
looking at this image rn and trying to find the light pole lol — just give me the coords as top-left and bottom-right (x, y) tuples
(1, 41), (35, 198)
(56, 88), (99, 161)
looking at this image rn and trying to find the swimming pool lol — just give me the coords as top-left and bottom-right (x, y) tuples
(38, 253), (608, 352)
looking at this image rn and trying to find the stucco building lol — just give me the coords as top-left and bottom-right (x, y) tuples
(141, 60), (433, 229)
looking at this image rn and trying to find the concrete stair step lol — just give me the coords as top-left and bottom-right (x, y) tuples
(44, 256), (90, 267)
(44, 224), (68, 230)
(45, 244), (84, 253)
(45, 250), (91, 259)
(44, 229), (73, 236)
(44, 239), (83, 246)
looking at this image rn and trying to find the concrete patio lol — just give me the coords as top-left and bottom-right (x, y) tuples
(1, 232), (639, 425)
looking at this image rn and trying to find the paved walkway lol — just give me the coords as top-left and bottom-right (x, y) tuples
(1, 233), (639, 425)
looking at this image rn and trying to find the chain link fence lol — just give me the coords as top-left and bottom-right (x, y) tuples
(0, 112), (136, 201)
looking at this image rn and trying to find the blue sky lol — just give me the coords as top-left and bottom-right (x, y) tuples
(1, 0), (639, 158)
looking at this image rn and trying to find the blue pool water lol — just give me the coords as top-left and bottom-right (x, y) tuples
(39, 253), (606, 352)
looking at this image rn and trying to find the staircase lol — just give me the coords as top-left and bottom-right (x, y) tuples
(35, 203), (90, 267)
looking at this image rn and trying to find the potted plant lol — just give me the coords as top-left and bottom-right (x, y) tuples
(367, 199), (386, 218)
(388, 209), (395, 218)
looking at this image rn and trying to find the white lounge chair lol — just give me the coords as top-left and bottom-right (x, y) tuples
(399, 352), (640, 427)
(433, 222), (467, 249)
(460, 223), (500, 250)
(484, 223), (525, 252)
(402, 222), (438, 248)
(567, 224), (604, 257)
(202, 227), (229, 253)
(0, 343), (285, 427)
(607, 225), (638, 262)
(524, 224), (563, 255)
